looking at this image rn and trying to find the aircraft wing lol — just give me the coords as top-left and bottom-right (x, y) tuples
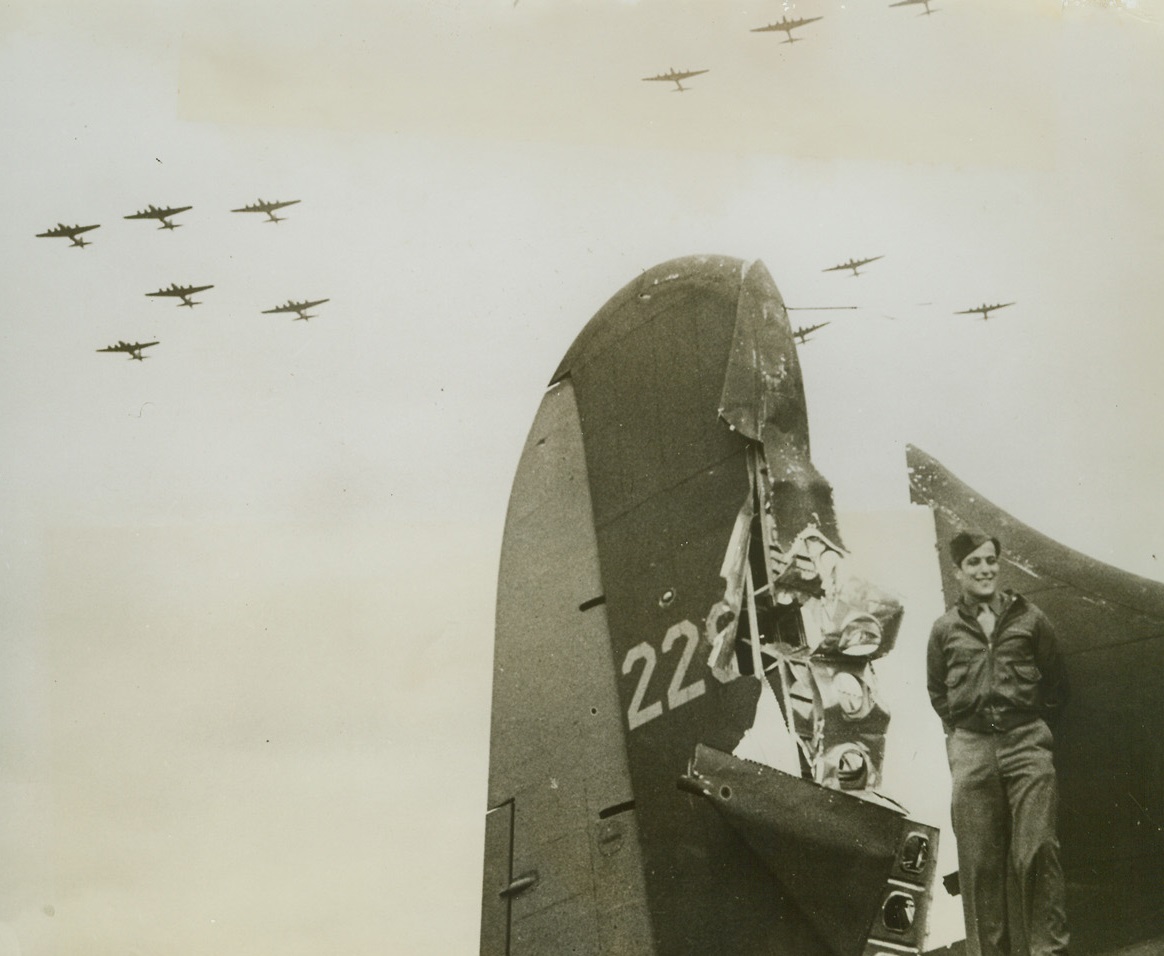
(232, 199), (300, 212)
(37, 224), (99, 238)
(643, 69), (707, 82)
(908, 444), (1164, 956)
(263, 301), (312, 314)
(97, 341), (156, 354)
(125, 205), (191, 219)
(751, 16), (822, 31)
(822, 256), (883, 272)
(955, 302), (1014, 316)
(264, 298), (328, 318)
(147, 285), (212, 297)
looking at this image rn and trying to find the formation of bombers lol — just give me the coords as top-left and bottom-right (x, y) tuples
(779, 253), (1016, 347)
(38, 199), (303, 248)
(641, 3), (943, 92)
(37, 197), (330, 363)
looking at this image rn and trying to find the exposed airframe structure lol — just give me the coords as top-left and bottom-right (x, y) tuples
(483, 256), (939, 956)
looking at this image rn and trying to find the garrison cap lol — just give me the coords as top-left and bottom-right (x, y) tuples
(949, 530), (1001, 567)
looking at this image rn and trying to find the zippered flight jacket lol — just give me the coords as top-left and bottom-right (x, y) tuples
(927, 589), (1068, 734)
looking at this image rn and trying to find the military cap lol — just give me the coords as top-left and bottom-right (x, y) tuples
(949, 530), (1002, 567)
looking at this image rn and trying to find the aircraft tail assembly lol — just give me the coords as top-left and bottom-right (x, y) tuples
(483, 256), (940, 956)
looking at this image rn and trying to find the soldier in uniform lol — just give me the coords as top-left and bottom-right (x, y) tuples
(927, 530), (1069, 956)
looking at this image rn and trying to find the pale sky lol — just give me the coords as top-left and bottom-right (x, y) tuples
(1, 1), (1162, 953)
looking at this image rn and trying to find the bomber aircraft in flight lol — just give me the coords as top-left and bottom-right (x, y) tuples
(262, 298), (330, 321)
(146, 283), (214, 308)
(890, 0), (937, 14)
(97, 340), (158, 361)
(793, 321), (830, 344)
(823, 255), (884, 277)
(36, 222), (100, 248)
(955, 301), (1014, 320)
(750, 15), (823, 43)
(231, 198), (301, 222)
(124, 204), (192, 230)
(641, 68), (709, 92)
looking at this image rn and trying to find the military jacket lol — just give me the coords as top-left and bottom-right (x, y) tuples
(927, 589), (1068, 734)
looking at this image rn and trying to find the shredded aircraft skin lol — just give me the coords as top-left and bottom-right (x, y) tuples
(708, 443), (903, 796)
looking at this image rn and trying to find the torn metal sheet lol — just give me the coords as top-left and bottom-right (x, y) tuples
(680, 744), (938, 956)
(702, 441), (905, 794)
(718, 260), (839, 549)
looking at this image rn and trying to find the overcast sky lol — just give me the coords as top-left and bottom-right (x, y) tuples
(1, 1), (1162, 953)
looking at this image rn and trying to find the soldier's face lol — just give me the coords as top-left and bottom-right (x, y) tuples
(955, 541), (999, 602)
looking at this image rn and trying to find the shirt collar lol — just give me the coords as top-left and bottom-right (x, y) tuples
(958, 590), (1006, 617)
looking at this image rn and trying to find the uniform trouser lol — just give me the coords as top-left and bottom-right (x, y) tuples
(946, 719), (1069, 956)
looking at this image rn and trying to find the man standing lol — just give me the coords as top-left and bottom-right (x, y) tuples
(927, 530), (1070, 956)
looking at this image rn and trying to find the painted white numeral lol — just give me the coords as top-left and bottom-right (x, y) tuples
(663, 620), (706, 710)
(620, 620), (709, 731)
(622, 642), (664, 730)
